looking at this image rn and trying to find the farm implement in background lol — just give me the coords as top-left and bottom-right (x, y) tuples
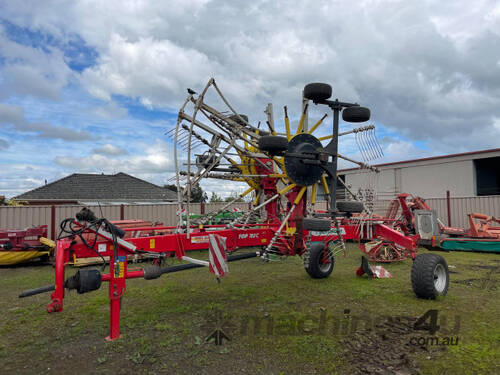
(0, 225), (52, 265)
(19, 80), (450, 340)
(359, 193), (500, 262)
(436, 212), (500, 253)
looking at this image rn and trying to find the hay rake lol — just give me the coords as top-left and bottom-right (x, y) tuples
(19, 79), (450, 341)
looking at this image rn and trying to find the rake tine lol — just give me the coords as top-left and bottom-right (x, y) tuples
(358, 131), (370, 161)
(366, 130), (379, 160)
(189, 141), (203, 151)
(165, 127), (176, 136)
(355, 132), (366, 161)
(359, 132), (370, 160)
(364, 131), (377, 160)
(372, 130), (382, 159)
(366, 131), (378, 160)
(373, 128), (384, 157)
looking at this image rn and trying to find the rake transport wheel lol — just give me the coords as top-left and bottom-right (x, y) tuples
(336, 200), (364, 213)
(305, 242), (335, 278)
(342, 106), (371, 123)
(411, 253), (449, 299)
(258, 135), (288, 154)
(303, 218), (331, 232)
(303, 83), (332, 101)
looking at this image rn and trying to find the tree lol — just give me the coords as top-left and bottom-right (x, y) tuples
(191, 184), (208, 203)
(209, 192), (224, 203)
(224, 192), (244, 202)
(164, 184), (178, 192)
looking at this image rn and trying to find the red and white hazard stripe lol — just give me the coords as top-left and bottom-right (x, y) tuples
(208, 234), (229, 278)
(372, 265), (392, 278)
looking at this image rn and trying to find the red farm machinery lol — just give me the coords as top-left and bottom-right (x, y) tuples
(19, 80), (450, 340)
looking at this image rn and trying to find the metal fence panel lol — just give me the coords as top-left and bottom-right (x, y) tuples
(1, 195), (499, 239)
(0, 205), (52, 232)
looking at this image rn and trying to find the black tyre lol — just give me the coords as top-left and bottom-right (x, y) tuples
(258, 135), (288, 154)
(342, 106), (370, 123)
(411, 253), (449, 299)
(303, 218), (331, 232)
(305, 242), (334, 278)
(336, 200), (364, 213)
(228, 114), (249, 126)
(303, 83), (332, 101)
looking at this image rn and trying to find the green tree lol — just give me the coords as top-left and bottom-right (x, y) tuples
(191, 184), (208, 203)
(209, 192), (224, 203)
(164, 184), (178, 192)
(224, 192), (244, 202)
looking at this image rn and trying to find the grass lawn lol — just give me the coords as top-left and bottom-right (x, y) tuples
(0, 244), (498, 374)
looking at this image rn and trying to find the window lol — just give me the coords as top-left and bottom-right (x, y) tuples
(474, 157), (500, 196)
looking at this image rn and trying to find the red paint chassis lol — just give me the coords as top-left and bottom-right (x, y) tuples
(46, 219), (362, 340)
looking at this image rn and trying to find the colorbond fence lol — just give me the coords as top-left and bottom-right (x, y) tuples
(1, 196), (499, 240)
(0, 201), (250, 240)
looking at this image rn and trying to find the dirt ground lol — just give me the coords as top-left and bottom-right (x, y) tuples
(1, 245), (499, 374)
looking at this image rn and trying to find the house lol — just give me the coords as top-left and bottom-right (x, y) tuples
(14, 172), (177, 205)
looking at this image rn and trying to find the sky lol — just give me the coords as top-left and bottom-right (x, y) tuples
(0, 0), (499, 198)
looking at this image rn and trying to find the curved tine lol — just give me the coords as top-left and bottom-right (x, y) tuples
(361, 131), (375, 160)
(177, 133), (191, 143)
(367, 127), (382, 159)
(364, 130), (377, 160)
(364, 130), (376, 159)
(190, 141), (203, 150)
(355, 131), (368, 161)
(357, 131), (369, 161)
(372, 130), (383, 159)
(365, 129), (379, 160)
(359, 130), (371, 161)
(165, 127), (176, 136)
(179, 135), (195, 146)
(363, 131), (377, 160)
(372, 128), (384, 157)
(369, 130), (382, 159)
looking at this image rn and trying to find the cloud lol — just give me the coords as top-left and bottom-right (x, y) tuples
(55, 139), (175, 176)
(2, 0), (494, 152)
(91, 100), (128, 119)
(2, 1), (500, 196)
(0, 103), (93, 141)
(80, 34), (217, 109)
(0, 26), (73, 101)
(93, 143), (128, 156)
(0, 138), (9, 150)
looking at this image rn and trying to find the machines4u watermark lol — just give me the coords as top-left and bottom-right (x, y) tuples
(203, 308), (461, 345)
